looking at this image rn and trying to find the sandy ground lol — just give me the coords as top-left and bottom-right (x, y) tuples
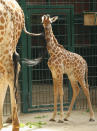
(2, 110), (97, 131)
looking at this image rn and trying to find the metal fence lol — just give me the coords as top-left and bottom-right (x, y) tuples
(4, 0), (97, 115)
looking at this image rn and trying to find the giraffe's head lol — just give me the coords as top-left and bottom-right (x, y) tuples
(42, 14), (58, 27)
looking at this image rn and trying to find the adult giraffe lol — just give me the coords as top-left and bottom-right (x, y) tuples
(0, 0), (42, 130)
(41, 14), (95, 123)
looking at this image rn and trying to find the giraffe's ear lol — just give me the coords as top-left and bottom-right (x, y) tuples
(50, 16), (58, 23)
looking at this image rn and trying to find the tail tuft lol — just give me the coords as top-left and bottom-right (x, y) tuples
(13, 52), (21, 103)
(22, 57), (42, 66)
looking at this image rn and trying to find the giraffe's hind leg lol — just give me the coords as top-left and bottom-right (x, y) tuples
(0, 84), (8, 129)
(8, 69), (19, 131)
(64, 81), (80, 121)
(9, 83), (19, 131)
(6, 59), (21, 124)
(0, 65), (8, 129)
(79, 80), (95, 121)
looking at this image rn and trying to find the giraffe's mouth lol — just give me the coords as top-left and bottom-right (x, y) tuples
(41, 15), (46, 23)
(41, 16), (44, 23)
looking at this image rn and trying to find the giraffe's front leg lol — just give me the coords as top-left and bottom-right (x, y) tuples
(49, 78), (58, 122)
(58, 79), (64, 123)
(53, 74), (64, 123)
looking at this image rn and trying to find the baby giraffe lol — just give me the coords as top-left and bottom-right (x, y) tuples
(42, 14), (95, 123)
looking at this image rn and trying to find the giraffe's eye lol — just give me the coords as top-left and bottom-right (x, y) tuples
(44, 15), (46, 19)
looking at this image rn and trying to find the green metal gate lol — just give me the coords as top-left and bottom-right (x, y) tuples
(19, 2), (74, 113)
(3, 0), (97, 116)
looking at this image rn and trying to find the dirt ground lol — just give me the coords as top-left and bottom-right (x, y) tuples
(2, 110), (97, 131)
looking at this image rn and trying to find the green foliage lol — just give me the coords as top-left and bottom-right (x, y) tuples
(20, 123), (25, 128)
(57, 112), (60, 115)
(20, 121), (47, 128)
(86, 109), (89, 112)
(26, 121), (47, 128)
(34, 115), (48, 119)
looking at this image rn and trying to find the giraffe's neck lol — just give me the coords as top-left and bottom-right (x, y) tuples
(44, 24), (59, 56)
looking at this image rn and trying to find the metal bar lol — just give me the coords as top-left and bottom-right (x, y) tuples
(27, 10), (33, 108)
(28, 9), (72, 15)
(71, 8), (75, 52)
(31, 103), (70, 108)
(26, 5), (74, 9)
(18, 0), (28, 113)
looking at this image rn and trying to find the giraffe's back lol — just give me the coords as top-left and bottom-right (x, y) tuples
(63, 51), (87, 81)
(0, 0), (23, 58)
(0, 0), (24, 72)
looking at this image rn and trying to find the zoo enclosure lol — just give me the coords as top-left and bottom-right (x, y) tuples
(4, 0), (97, 115)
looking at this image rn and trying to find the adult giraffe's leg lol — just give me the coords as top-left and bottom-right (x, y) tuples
(79, 80), (95, 121)
(9, 82), (19, 131)
(49, 78), (58, 121)
(0, 64), (8, 129)
(0, 84), (8, 129)
(6, 61), (21, 124)
(64, 81), (80, 121)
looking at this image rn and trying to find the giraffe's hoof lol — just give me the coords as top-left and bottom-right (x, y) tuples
(6, 117), (12, 123)
(58, 120), (64, 123)
(49, 118), (56, 122)
(12, 125), (19, 131)
(64, 118), (68, 121)
(89, 118), (95, 122)
(12, 127), (19, 131)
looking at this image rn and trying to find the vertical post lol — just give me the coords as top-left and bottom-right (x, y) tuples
(46, 0), (50, 5)
(91, 0), (97, 46)
(67, 8), (75, 109)
(71, 8), (76, 109)
(67, 12), (71, 51)
(18, 0), (28, 113)
(71, 8), (75, 52)
(27, 10), (32, 108)
(67, 12), (73, 105)
(91, 0), (96, 11)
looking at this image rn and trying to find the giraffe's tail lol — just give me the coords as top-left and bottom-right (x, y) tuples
(13, 52), (21, 103)
(85, 63), (89, 88)
(22, 10), (43, 36)
(22, 57), (42, 66)
(23, 24), (43, 36)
